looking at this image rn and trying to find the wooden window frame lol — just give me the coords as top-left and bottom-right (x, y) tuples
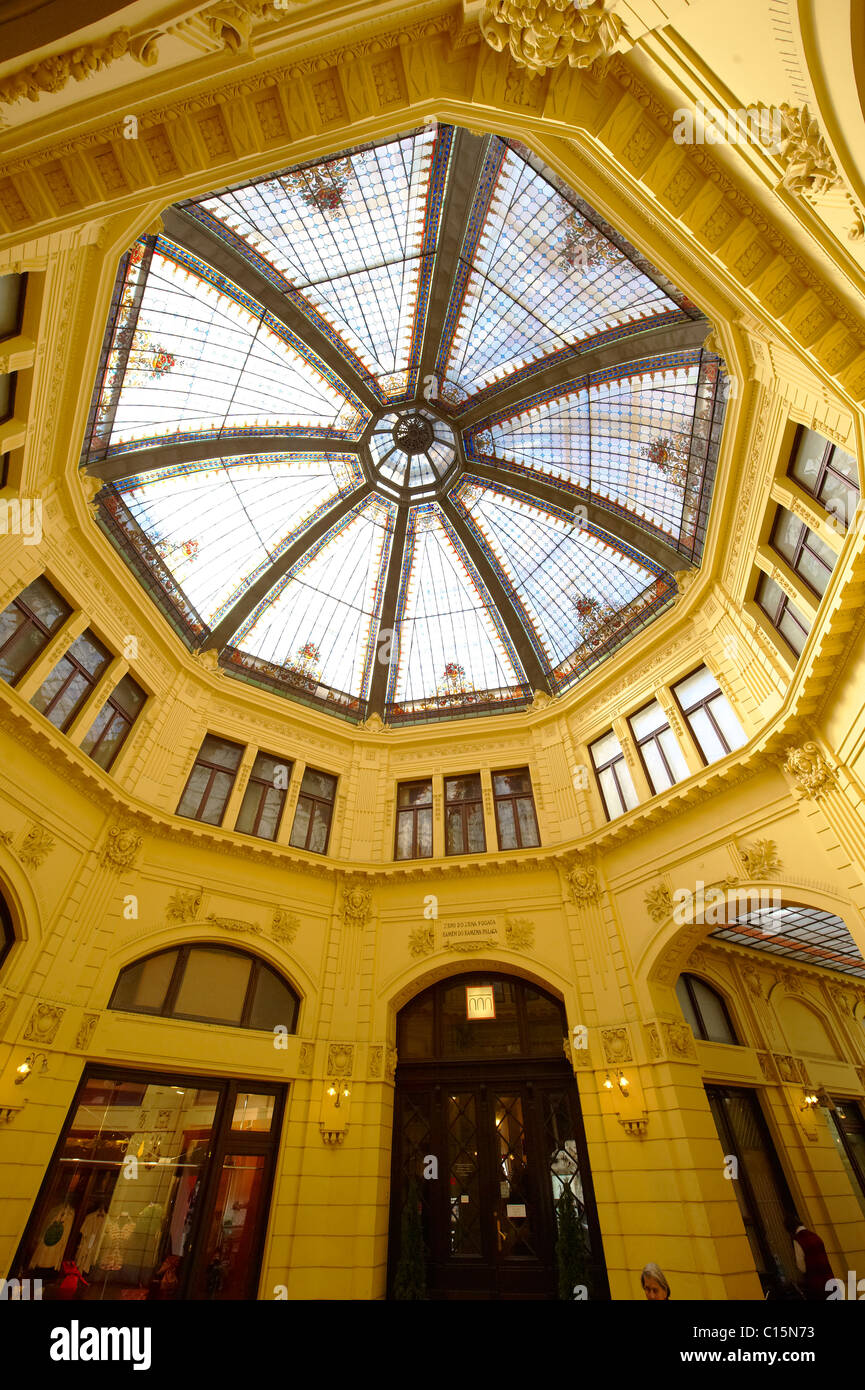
(109, 944), (300, 1033)
(290, 766), (337, 855)
(33, 629), (110, 732)
(672, 666), (738, 766)
(589, 733), (633, 820)
(394, 778), (433, 861)
(82, 675), (146, 770)
(755, 573), (810, 658)
(628, 700), (681, 794)
(492, 766), (540, 850)
(443, 773), (485, 856)
(678, 972), (739, 1044)
(0, 579), (70, 686)
(177, 735), (243, 826)
(236, 751), (291, 841)
(788, 422), (860, 526)
(769, 507), (834, 600)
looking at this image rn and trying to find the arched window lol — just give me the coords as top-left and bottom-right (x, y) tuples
(109, 945), (299, 1033)
(676, 972), (740, 1045)
(0, 892), (13, 972)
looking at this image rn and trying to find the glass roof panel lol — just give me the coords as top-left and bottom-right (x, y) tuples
(711, 905), (865, 979)
(92, 238), (369, 457)
(113, 453), (362, 628)
(186, 128), (448, 402)
(453, 478), (668, 680)
(229, 493), (395, 700)
(388, 504), (525, 706)
(437, 142), (683, 403)
(467, 353), (707, 542)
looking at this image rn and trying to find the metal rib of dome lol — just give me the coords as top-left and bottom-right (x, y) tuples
(81, 124), (728, 726)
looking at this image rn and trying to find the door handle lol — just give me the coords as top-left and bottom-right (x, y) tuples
(495, 1216), (505, 1252)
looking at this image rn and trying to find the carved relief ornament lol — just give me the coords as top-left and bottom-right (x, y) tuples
(480, 0), (623, 78)
(783, 742), (838, 799)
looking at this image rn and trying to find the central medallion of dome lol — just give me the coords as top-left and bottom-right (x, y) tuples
(368, 407), (458, 498)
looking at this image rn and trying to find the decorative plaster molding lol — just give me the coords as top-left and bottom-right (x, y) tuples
(645, 1023), (661, 1060)
(480, 0), (624, 77)
(618, 1116), (648, 1137)
(504, 916), (535, 950)
(368, 1045), (383, 1078)
(23, 1002), (64, 1044)
(783, 742), (838, 799)
(326, 1042), (353, 1077)
(644, 882), (672, 924)
(661, 1021), (697, 1060)
(75, 1013), (98, 1050)
(601, 1026), (632, 1064)
(564, 851), (602, 907)
(271, 907), (300, 944)
(408, 923), (435, 957)
(757, 1051), (776, 1081)
(298, 1042), (314, 1075)
(100, 822), (143, 874)
(386, 1045), (398, 1081)
(340, 878), (373, 930)
(773, 104), (863, 239)
(739, 838), (782, 879)
(204, 913), (262, 935)
(17, 823), (55, 869)
(165, 887), (202, 922)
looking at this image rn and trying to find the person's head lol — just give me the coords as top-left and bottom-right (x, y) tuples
(641, 1263), (671, 1300)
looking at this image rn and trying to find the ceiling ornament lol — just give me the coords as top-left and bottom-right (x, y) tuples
(480, 0), (624, 78)
(772, 104), (864, 241)
(738, 839), (782, 879)
(783, 742), (838, 800)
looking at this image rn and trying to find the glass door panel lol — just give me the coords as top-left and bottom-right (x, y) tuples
(189, 1153), (268, 1299)
(446, 1093), (483, 1259)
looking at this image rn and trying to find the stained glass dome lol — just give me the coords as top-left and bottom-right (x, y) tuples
(81, 124), (728, 725)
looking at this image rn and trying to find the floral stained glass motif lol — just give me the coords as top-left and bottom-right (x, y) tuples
(186, 128), (446, 402)
(467, 354), (710, 546)
(387, 505), (525, 708)
(452, 480), (670, 690)
(436, 146), (683, 403)
(114, 453), (363, 629)
(228, 494), (396, 702)
(92, 238), (369, 457)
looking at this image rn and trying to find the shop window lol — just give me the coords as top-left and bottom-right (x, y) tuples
(109, 945), (299, 1033)
(770, 507), (836, 599)
(628, 700), (689, 794)
(789, 425), (860, 531)
(492, 768), (540, 849)
(672, 667), (747, 765)
(589, 730), (639, 820)
(755, 573), (811, 658)
(30, 629), (111, 732)
(0, 576), (71, 687)
(235, 751), (291, 840)
(288, 766), (337, 854)
(11, 1069), (285, 1301)
(394, 779), (433, 860)
(176, 735), (243, 826)
(444, 773), (485, 855)
(676, 973), (740, 1045)
(79, 673), (147, 771)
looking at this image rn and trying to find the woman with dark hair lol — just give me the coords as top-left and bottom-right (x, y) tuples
(641, 1263), (671, 1300)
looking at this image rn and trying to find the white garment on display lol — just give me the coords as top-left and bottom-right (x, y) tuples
(76, 1208), (108, 1274)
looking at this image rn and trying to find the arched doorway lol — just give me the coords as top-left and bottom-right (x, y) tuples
(387, 973), (608, 1300)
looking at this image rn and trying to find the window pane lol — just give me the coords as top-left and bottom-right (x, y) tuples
(493, 769), (531, 796)
(658, 727), (689, 782)
(18, 576), (70, 632)
(772, 509), (804, 566)
(398, 991), (434, 1058)
(617, 761), (639, 810)
(497, 799), (517, 849)
(692, 977), (737, 1044)
(820, 470), (858, 528)
(398, 780), (431, 808)
(689, 705), (727, 762)
(235, 782), (266, 836)
(590, 730), (622, 768)
(69, 632), (110, 679)
(466, 802), (485, 853)
(256, 787), (283, 840)
(446, 807), (464, 855)
(45, 670), (89, 730)
(630, 701), (668, 740)
(177, 763), (211, 818)
(828, 446), (858, 484)
(676, 976), (701, 1037)
(416, 806), (432, 857)
(756, 573), (785, 620)
(111, 951), (178, 1012)
(246, 965), (297, 1033)
(778, 606), (808, 656)
(599, 765), (625, 817)
(87, 711), (129, 770)
(798, 536), (834, 596)
(289, 796), (311, 849)
(395, 810), (415, 859)
(79, 703), (114, 758)
(199, 735), (243, 771)
(301, 768), (336, 800)
(110, 674), (146, 719)
(0, 273), (23, 336)
(791, 429), (829, 491)
(709, 695), (747, 753)
(30, 655), (73, 714)
(515, 797), (539, 847)
(307, 801), (330, 853)
(198, 769), (234, 825)
(642, 740), (673, 793)
(231, 1093), (276, 1133)
(446, 775), (481, 802)
(174, 949), (251, 1024)
(674, 667), (719, 708)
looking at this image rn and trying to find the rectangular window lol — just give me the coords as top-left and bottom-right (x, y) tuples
(444, 773), (485, 855)
(492, 768), (540, 849)
(589, 730), (639, 820)
(770, 506), (836, 599)
(755, 573), (811, 658)
(789, 425), (860, 531)
(0, 273), (25, 339)
(30, 629), (111, 732)
(235, 751), (291, 840)
(672, 666), (747, 765)
(79, 673), (146, 771)
(628, 700), (690, 794)
(0, 576), (70, 686)
(395, 780), (433, 860)
(289, 767), (337, 854)
(176, 735), (243, 825)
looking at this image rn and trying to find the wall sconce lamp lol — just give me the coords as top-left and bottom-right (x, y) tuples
(603, 1071), (629, 1096)
(14, 1052), (48, 1086)
(325, 1079), (351, 1108)
(801, 1092), (819, 1110)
